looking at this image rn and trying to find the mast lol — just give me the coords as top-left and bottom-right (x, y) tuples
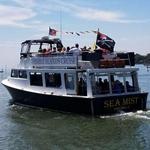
(60, 9), (62, 41)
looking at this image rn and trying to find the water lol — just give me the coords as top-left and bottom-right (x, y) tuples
(0, 65), (150, 150)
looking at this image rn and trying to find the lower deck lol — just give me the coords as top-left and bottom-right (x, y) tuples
(2, 67), (148, 115)
(9, 67), (141, 97)
(3, 83), (148, 116)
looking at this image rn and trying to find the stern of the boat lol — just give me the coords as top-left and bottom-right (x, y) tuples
(93, 92), (148, 115)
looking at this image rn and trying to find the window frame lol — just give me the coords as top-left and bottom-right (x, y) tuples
(45, 72), (62, 88)
(30, 72), (43, 86)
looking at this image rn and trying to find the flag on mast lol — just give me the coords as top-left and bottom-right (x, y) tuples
(96, 32), (115, 52)
(49, 27), (57, 36)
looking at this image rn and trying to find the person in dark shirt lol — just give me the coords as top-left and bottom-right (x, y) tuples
(126, 81), (133, 92)
(102, 79), (109, 94)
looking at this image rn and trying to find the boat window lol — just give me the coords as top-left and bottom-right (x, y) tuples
(77, 72), (87, 96)
(30, 43), (51, 54)
(89, 73), (110, 95)
(30, 72), (43, 86)
(19, 70), (27, 79)
(64, 73), (75, 90)
(41, 43), (51, 50)
(21, 43), (29, 53)
(110, 73), (125, 94)
(30, 43), (41, 53)
(45, 73), (61, 87)
(11, 69), (19, 78)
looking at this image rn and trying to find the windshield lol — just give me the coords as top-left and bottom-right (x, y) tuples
(21, 43), (29, 53)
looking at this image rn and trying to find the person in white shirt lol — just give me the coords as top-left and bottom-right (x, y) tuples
(69, 43), (81, 55)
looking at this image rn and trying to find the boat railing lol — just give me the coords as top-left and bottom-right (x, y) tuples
(20, 50), (135, 69)
(20, 52), (79, 69)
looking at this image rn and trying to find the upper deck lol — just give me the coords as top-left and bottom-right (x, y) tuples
(19, 37), (135, 70)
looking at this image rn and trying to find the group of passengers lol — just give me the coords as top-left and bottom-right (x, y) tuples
(38, 43), (93, 56)
(96, 78), (110, 94)
(96, 78), (134, 94)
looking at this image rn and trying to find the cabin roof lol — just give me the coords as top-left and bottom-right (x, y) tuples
(13, 67), (138, 73)
(21, 38), (62, 45)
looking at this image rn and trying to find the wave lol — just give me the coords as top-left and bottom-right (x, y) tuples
(100, 110), (150, 120)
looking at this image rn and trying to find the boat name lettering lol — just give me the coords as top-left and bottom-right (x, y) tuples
(47, 57), (76, 64)
(104, 97), (138, 108)
(31, 57), (77, 65)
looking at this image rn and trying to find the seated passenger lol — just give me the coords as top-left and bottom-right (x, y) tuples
(102, 79), (109, 94)
(57, 47), (62, 52)
(113, 80), (122, 93)
(126, 81), (133, 92)
(52, 47), (57, 53)
(112, 80), (124, 93)
(37, 49), (47, 56)
(96, 78), (104, 93)
(42, 48), (47, 53)
(44, 48), (52, 55)
(61, 47), (66, 53)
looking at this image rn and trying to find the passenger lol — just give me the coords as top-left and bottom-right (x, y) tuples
(69, 43), (81, 55)
(102, 79), (109, 94)
(120, 82), (124, 93)
(66, 46), (70, 52)
(42, 48), (47, 53)
(57, 47), (62, 52)
(61, 47), (66, 53)
(126, 81), (133, 92)
(44, 48), (52, 55)
(52, 47), (57, 53)
(113, 80), (122, 93)
(97, 78), (104, 93)
(78, 77), (87, 96)
(64, 73), (74, 90)
(82, 46), (87, 51)
(37, 48), (47, 56)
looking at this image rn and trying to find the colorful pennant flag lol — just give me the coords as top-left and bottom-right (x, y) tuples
(76, 32), (80, 36)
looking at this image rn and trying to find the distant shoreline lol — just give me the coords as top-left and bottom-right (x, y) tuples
(135, 53), (150, 64)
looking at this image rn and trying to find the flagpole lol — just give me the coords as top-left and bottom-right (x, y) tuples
(48, 27), (50, 39)
(95, 28), (99, 47)
(60, 9), (62, 41)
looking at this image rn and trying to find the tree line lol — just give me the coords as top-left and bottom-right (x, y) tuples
(135, 53), (150, 64)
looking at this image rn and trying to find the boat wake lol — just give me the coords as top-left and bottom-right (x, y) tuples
(100, 110), (150, 120)
(9, 104), (150, 120)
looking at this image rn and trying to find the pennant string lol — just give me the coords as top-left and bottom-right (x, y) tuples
(48, 27), (101, 36)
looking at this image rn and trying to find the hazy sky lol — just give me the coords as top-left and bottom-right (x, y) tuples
(0, 0), (150, 67)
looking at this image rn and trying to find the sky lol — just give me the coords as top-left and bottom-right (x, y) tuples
(0, 0), (150, 67)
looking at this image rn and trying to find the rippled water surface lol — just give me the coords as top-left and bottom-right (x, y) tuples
(0, 65), (150, 150)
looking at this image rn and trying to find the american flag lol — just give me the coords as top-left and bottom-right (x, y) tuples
(49, 27), (57, 36)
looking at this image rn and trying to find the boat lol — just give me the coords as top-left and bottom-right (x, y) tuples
(0, 69), (4, 73)
(1, 36), (148, 116)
